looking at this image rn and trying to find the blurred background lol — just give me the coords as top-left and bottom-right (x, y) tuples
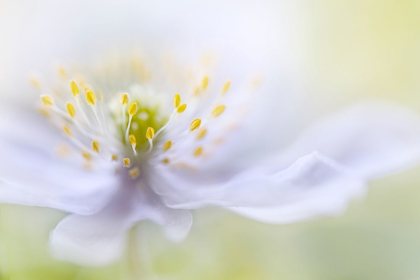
(1, 0), (420, 279)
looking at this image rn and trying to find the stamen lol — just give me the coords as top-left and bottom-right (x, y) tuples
(56, 144), (70, 158)
(163, 141), (172, 151)
(83, 162), (92, 170)
(177, 103), (187, 113)
(41, 95), (54, 106)
(70, 81), (91, 125)
(129, 167), (140, 179)
(154, 111), (177, 139)
(129, 135), (137, 145)
(97, 89), (104, 101)
(92, 141), (100, 153)
(123, 158), (131, 167)
(66, 102), (76, 118)
(58, 66), (66, 78)
(129, 134), (137, 155)
(196, 128), (207, 140)
(70, 80), (79, 97)
(63, 125), (72, 137)
(86, 91), (97, 106)
(221, 81), (231, 94)
(121, 93), (129, 134)
(162, 158), (170, 164)
(211, 105), (226, 117)
(173, 94), (181, 108)
(38, 108), (50, 118)
(29, 77), (41, 90)
(121, 93), (129, 105)
(86, 91), (105, 133)
(190, 119), (202, 131)
(128, 102), (137, 115)
(202, 76), (209, 90)
(146, 127), (155, 140)
(112, 154), (118, 161)
(82, 151), (92, 160)
(214, 137), (225, 145)
(125, 102), (138, 142)
(194, 146), (203, 157)
(146, 127), (155, 152)
(79, 80), (91, 92)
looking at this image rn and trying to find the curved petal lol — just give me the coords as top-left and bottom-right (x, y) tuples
(149, 152), (365, 224)
(284, 102), (420, 179)
(49, 183), (192, 266)
(0, 108), (119, 215)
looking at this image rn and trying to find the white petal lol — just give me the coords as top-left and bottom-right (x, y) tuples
(149, 152), (365, 224)
(0, 109), (119, 214)
(284, 102), (420, 179)
(49, 185), (192, 266)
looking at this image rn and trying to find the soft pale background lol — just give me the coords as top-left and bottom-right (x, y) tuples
(1, 0), (420, 279)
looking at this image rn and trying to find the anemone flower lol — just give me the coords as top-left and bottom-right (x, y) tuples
(1, 53), (420, 266)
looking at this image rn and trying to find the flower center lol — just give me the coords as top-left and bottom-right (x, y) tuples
(111, 93), (169, 150)
(32, 57), (240, 180)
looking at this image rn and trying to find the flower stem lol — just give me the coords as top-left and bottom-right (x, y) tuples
(127, 226), (142, 279)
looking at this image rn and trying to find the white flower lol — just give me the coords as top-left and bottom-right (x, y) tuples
(1, 53), (420, 267)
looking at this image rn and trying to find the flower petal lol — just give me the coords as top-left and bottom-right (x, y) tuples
(49, 184), (192, 266)
(149, 152), (365, 224)
(0, 109), (119, 214)
(284, 102), (420, 179)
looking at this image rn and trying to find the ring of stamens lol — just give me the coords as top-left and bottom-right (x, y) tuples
(36, 64), (233, 180)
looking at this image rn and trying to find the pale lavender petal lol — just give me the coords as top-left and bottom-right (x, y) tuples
(0, 108), (119, 214)
(283, 102), (420, 179)
(148, 152), (365, 224)
(49, 184), (192, 266)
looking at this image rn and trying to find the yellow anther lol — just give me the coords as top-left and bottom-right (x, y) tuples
(202, 76), (209, 90)
(214, 137), (225, 145)
(129, 167), (140, 178)
(82, 151), (92, 160)
(111, 154), (118, 161)
(63, 125), (72, 137)
(163, 141), (172, 151)
(123, 158), (131, 167)
(58, 66), (66, 78)
(38, 108), (50, 118)
(97, 89), (104, 101)
(86, 91), (96, 106)
(146, 127), (155, 140)
(194, 87), (200, 96)
(70, 80), (79, 96)
(196, 128), (207, 140)
(121, 93), (129, 105)
(56, 144), (70, 158)
(194, 146), (203, 157)
(83, 162), (92, 170)
(128, 102), (137, 115)
(41, 95), (54, 106)
(251, 77), (261, 88)
(162, 158), (170, 164)
(79, 80), (90, 91)
(92, 141), (100, 153)
(221, 81), (231, 94)
(173, 94), (181, 108)
(29, 77), (40, 90)
(66, 102), (76, 118)
(190, 119), (202, 131)
(177, 103), (187, 113)
(129, 134), (137, 145)
(173, 162), (197, 171)
(129, 167), (140, 179)
(212, 105), (226, 117)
